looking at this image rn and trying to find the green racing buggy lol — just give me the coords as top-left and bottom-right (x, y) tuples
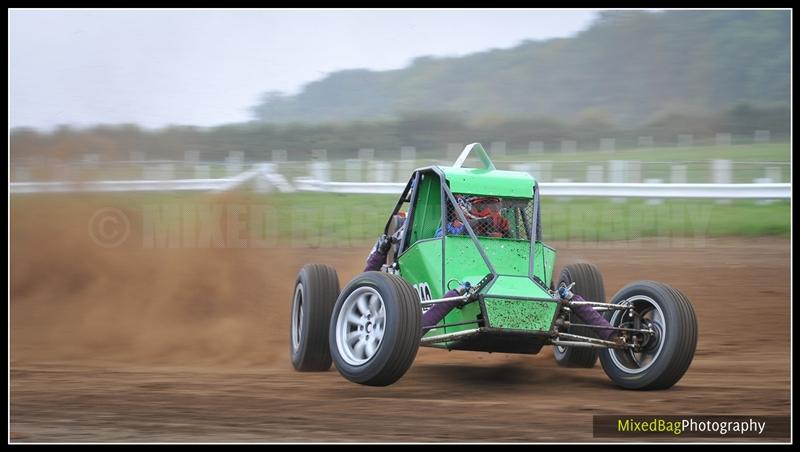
(290, 143), (698, 389)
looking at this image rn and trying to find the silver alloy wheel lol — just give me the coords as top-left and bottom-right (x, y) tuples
(291, 283), (304, 351)
(607, 295), (665, 374)
(335, 286), (386, 366)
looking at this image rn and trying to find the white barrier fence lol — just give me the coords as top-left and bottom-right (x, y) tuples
(9, 164), (295, 194)
(10, 178), (231, 194)
(9, 163), (790, 200)
(293, 177), (790, 199)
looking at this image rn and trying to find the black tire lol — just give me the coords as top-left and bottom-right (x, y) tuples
(329, 271), (421, 386)
(290, 264), (340, 371)
(553, 263), (605, 368)
(599, 281), (698, 390)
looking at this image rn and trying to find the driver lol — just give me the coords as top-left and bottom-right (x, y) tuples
(435, 195), (510, 238)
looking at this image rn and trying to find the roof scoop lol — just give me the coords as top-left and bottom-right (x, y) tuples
(452, 143), (496, 171)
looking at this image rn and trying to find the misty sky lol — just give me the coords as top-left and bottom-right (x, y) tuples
(10, 9), (598, 130)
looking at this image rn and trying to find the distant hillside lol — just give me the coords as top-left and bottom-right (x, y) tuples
(251, 10), (790, 126)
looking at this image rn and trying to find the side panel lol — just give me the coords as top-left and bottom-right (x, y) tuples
(397, 239), (444, 299)
(533, 241), (557, 289)
(396, 239), (446, 346)
(441, 236), (493, 336)
(445, 236), (529, 277)
(408, 173), (442, 245)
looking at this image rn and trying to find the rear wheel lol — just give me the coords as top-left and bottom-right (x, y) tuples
(553, 263), (605, 368)
(330, 271), (421, 386)
(599, 281), (697, 390)
(290, 264), (340, 371)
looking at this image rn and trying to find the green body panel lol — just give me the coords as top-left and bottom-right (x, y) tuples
(483, 298), (558, 332)
(397, 234), (558, 345)
(439, 166), (534, 198)
(396, 239), (448, 347)
(535, 242), (557, 289)
(397, 239), (445, 299)
(445, 235), (526, 278)
(486, 274), (544, 296)
(441, 236), (556, 289)
(409, 172), (442, 245)
(484, 276), (557, 332)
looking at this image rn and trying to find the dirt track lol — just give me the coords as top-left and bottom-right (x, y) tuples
(10, 195), (791, 442)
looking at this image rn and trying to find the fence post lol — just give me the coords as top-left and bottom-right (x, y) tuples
(398, 146), (416, 181)
(753, 177), (776, 205)
(766, 166), (782, 183)
(345, 159), (362, 182)
(255, 163), (273, 193)
(158, 163), (175, 180)
(194, 164), (210, 179)
(637, 136), (654, 148)
(530, 161), (552, 183)
(670, 165), (688, 184)
(627, 160), (642, 183)
(754, 130), (771, 143)
(311, 149), (327, 161)
(645, 178), (663, 205)
(609, 160), (627, 203)
(272, 150), (287, 163)
(678, 134), (693, 148)
(510, 163), (533, 178)
(358, 148), (375, 161)
(383, 162), (395, 182)
(311, 161), (331, 183)
(369, 161), (391, 182)
(554, 178), (572, 202)
(600, 138), (616, 152)
(13, 166), (31, 182)
(226, 151), (244, 177)
(711, 159), (732, 204)
(528, 141), (544, 155)
(561, 140), (577, 154)
(586, 165), (604, 183)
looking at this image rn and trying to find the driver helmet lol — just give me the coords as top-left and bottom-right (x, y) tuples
(456, 195), (509, 237)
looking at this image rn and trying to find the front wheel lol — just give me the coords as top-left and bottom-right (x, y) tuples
(329, 271), (421, 386)
(553, 263), (605, 368)
(599, 281), (698, 390)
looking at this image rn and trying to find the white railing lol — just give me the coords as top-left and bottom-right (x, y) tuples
(539, 182), (790, 199)
(293, 178), (791, 199)
(10, 174), (789, 199)
(10, 178), (231, 194)
(9, 163), (296, 194)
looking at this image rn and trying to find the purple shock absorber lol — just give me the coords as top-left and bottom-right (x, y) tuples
(421, 289), (461, 332)
(363, 250), (387, 272)
(569, 294), (615, 341)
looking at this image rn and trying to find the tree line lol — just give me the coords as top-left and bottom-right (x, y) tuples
(11, 104), (789, 163)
